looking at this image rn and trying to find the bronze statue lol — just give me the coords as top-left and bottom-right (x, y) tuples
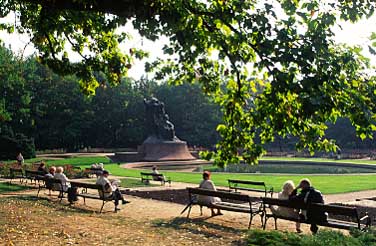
(144, 97), (177, 141)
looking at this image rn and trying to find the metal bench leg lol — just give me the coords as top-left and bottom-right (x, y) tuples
(259, 213), (264, 226)
(100, 201), (105, 213)
(248, 214), (253, 229)
(274, 217), (278, 230)
(37, 185), (42, 197)
(263, 217), (267, 230)
(187, 206), (192, 218)
(200, 206), (203, 216)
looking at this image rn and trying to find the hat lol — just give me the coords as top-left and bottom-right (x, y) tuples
(102, 170), (110, 175)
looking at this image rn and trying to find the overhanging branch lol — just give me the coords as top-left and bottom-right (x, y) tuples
(18, 0), (154, 17)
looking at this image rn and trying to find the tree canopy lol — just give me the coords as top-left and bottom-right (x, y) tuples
(1, 0), (376, 166)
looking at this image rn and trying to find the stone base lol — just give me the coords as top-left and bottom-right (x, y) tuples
(111, 152), (144, 163)
(140, 141), (196, 161)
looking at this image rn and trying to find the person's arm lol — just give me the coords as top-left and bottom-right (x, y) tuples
(208, 180), (217, 191)
(289, 188), (300, 201)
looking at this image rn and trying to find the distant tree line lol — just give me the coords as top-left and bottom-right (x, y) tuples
(0, 45), (374, 160)
(0, 45), (222, 159)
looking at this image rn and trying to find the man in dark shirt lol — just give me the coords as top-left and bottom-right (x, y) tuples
(289, 178), (326, 234)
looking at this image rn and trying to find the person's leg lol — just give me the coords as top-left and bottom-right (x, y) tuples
(310, 224), (318, 234)
(114, 188), (130, 204)
(112, 191), (120, 211)
(296, 222), (302, 233)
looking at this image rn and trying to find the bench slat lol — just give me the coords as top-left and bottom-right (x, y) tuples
(71, 181), (103, 190)
(187, 187), (251, 202)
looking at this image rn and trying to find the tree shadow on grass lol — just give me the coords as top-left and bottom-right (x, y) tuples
(152, 217), (248, 245)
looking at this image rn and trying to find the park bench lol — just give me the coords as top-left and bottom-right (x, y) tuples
(24, 170), (45, 185)
(36, 177), (65, 201)
(181, 187), (264, 228)
(70, 181), (117, 213)
(84, 167), (103, 178)
(140, 172), (171, 186)
(262, 197), (371, 231)
(228, 179), (273, 197)
(9, 168), (24, 184)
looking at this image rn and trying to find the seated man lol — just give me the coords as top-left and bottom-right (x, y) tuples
(289, 178), (326, 234)
(96, 170), (130, 212)
(151, 166), (165, 182)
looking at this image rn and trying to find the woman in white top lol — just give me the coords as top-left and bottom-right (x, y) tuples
(54, 166), (70, 192)
(198, 171), (222, 216)
(271, 180), (301, 232)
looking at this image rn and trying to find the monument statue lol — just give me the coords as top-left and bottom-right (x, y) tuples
(143, 97), (177, 141)
(113, 97), (196, 161)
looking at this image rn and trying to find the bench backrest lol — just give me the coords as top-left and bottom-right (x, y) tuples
(25, 169), (44, 177)
(44, 177), (63, 190)
(262, 197), (307, 209)
(141, 172), (163, 177)
(263, 197), (359, 220)
(310, 203), (358, 218)
(228, 179), (269, 194)
(70, 181), (104, 191)
(187, 187), (251, 202)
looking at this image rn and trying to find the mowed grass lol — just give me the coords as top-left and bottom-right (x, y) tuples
(0, 183), (29, 193)
(24, 156), (112, 167)
(12, 155), (376, 194)
(103, 164), (376, 195)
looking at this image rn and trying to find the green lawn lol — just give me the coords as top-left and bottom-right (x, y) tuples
(103, 164), (376, 195)
(0, 183), (29, 193)
(11, 155), (376, 194)
(24, 156), (111, 167)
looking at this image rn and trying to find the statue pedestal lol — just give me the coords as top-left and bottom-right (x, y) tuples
(139, 141), (196, 161)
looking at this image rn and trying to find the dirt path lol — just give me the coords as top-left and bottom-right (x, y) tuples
(1, 177), (375, 245)
(0, 187), (318, 246)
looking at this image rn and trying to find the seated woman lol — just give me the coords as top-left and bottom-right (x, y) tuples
(198, 171), (222, 216)
(271, 180), (301, 233)
(54, 166), (71, 193)
(38, 162), (48, 174)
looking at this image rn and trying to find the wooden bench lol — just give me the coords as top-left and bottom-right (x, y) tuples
(228, 179), (273, 197)
(70, 181), (117, 213)
(84, 168), (103, 178)
(181, 187), (264, 228)
(140, 172), (171, 186)
(36, 177), (65, 202)
(24, 170), (45, 185)
(262, 197), (371, 231)
(9, 168), (24, 184)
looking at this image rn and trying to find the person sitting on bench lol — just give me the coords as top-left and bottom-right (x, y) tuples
(45, 166), (56, 179)
(289, 178), (326, 234)
(152, 166), (165, 182)
(38, 162), (48, 175)
(270, 180), (301, 233)
(54, 166), (70, 192)
(96, 170), (130, 212)
(198, 171), (222, 216)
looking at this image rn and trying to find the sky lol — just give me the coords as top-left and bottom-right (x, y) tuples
(1, 14), (376, 80)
